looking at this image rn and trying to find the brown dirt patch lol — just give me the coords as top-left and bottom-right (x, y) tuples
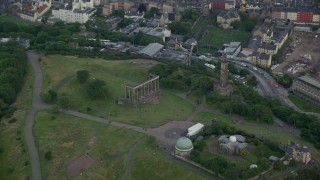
(128, 59), (160, 67)
(67, 155), (95, 179)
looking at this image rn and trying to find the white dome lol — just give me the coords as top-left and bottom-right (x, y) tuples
(229, 136), (237, 142)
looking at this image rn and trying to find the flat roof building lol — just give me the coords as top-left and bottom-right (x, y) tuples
(139, 43), (164, 57)
(292, 75), (320, 105)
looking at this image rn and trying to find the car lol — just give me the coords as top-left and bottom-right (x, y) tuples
(253, 67), (258, 71)
(241, 63), (247, 67)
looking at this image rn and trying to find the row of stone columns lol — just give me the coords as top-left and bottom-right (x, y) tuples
(125, 77), (160, 102)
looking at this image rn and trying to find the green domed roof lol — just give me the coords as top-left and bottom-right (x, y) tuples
(175, 137), (193, 152)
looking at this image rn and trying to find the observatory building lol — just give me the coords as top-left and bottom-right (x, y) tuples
(175, 137), (193, 157)
(218, 135), (247, 155)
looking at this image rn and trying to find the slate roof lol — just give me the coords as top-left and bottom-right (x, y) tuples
(218, 8), (239, 19)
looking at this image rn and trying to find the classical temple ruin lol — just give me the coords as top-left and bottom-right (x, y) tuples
(118, 75), (160, 105)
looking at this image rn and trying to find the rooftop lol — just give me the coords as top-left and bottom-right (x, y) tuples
(139, 43), (164, 56)
(297, 76), (320, 89)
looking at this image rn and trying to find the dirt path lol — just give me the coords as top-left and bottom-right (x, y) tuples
(121, 137), (147, 180)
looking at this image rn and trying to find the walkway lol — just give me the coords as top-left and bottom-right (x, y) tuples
(24, 51), (51, 180)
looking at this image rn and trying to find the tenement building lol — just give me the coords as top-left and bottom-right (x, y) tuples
(292, 75), (320, 105)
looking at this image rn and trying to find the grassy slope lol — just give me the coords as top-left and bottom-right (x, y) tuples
(288, 94), (320, 113)
(193, 112), (320, 162)
(41, 55), (195, 127)
(201, 28), (250, 48)
(34, 111), (144, 180)
(128, 137), (205, 180)
(0, 61), (33, 179)
(0, 16), (32, 26)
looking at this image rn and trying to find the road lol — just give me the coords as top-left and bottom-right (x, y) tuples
(24, 51), (51, 180)
(229, 58), (320, 118)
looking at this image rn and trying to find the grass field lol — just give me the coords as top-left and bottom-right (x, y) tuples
(34, 111), (204, 179)
(0, 15), (31, 26)
(41, 55), (195, 127)
(128, 137), (206, 180)
(200, 28), (250, 48)
(0, 61), (33, 179)
(288, 94), (320, 113)
(34, 111), (145, 180)
(193, 112), (320, 162)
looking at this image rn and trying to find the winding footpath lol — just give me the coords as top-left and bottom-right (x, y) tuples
(24, 51), (51, 180)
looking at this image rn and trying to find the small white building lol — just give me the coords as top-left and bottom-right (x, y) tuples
(187, 123), (204, 137)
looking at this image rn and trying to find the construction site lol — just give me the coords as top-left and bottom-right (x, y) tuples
(272, 32), (320, 77)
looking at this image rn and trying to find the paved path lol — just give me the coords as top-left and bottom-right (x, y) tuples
(24, 51), (51, 180)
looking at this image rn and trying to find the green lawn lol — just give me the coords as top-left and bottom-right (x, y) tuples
(193, 112), (320, 162)
(0, 15), (32, 26)
(34, 111), (145, 180)
(288, 94), (320, 113)
(34, 111), (205, 179)
(128, 137), (206, 180)
(200, 28), (250, 48)
(0, 61), (34, 179)
(41, 55), (195, 127)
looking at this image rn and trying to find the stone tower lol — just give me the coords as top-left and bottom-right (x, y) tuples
(215, 56), (233, 96)
(220, 57), (228, 88)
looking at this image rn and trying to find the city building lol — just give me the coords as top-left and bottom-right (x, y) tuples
(272, 6), (320, 25)
(19, 0), (51, 22)
(212, 0), (226, 10)
(175, 137), (193, 157)
(124, 11), (144, 20)
(139, 43), (164, 57)
(52, 0), (96, 24)
(102, 0), (134, 16)
(217, 8), (240, 29)
(218, 41), (241, 58)
(249, 52), (272, 68)
(218, 135), (247, 155)
(292, 75), (320, 105)
(285, 141), (312, 164)
(257, 43), (278, 55)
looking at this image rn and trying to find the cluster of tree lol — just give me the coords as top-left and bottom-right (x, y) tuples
(272, 105), (320, 149)
(117, 18), (134, 29)
(236, 13), (259, 32)
(133, 31), (163, 46)
(149, 63), (213, 94)
(207, 85), (277, 124)
(182, 8), (199, 22)
(272, 74), (293, 88)
(76, 70), (107, 99)
(168, 21), (192, 35)
(0, 43), (27, 119)
(144, 7), (159, 19)
(284, 168), (320, 180)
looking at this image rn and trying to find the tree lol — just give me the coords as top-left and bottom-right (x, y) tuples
(231, 21), (241, 29)
(45, 151), (52, 161)
(57, 94), (70, 109)
(144, 7), (158, 18)
(253, 104), (273, 124)
(240, 149), (249, 158)
(76, 70), (89, 83)
(86, 79), (107, 99)
(168, 22), (192, 35)
(182, 8), (199, 22)
(0, 84), (16, 104)
(137, 4), (147, 12)
(191, 76), (212, 95)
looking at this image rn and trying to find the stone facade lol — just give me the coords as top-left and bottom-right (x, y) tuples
(215, 57), (233, 96)
(292, 76), (320, 105)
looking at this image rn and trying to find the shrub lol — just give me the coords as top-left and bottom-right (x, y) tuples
(45, 151), (52, 161)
